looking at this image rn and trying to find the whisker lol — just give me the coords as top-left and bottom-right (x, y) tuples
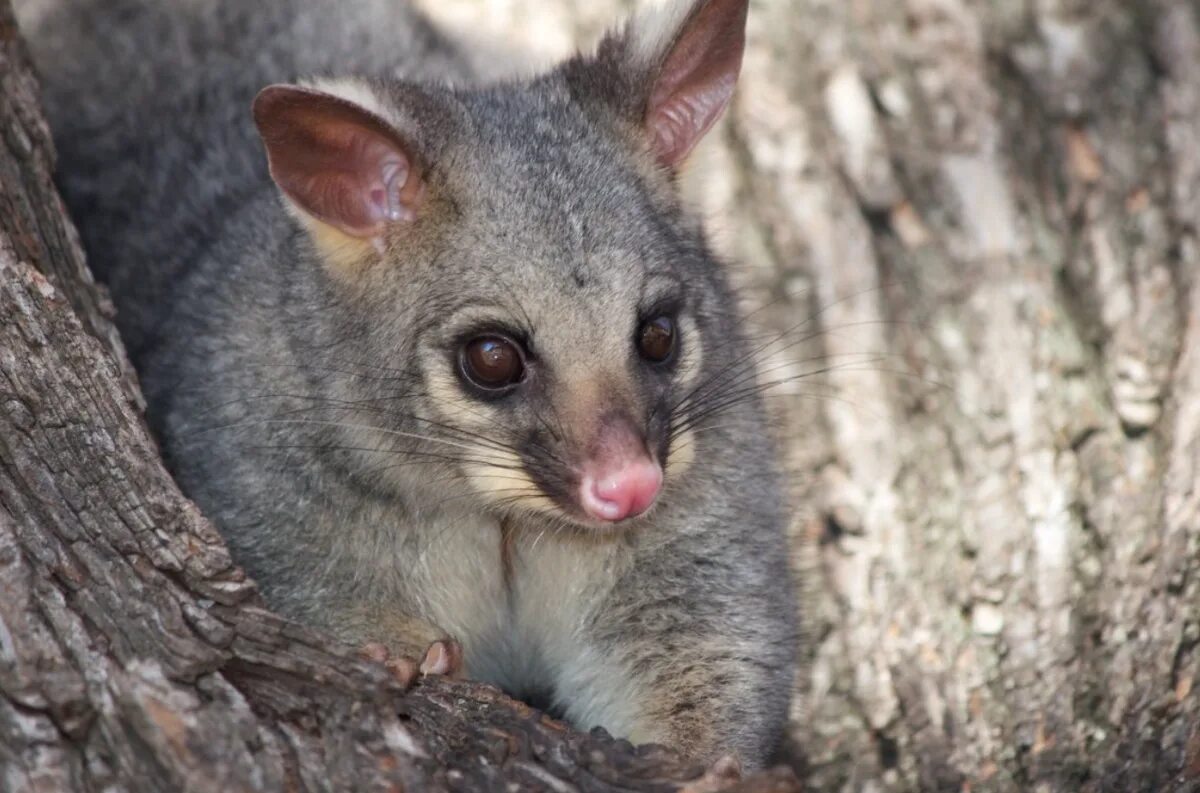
(183, 417), (514, 459)
(186, 390), (534, 460)
(670, 357), (906, 435)
(673, 351), (889, 428)
(245, 442), (523, 472)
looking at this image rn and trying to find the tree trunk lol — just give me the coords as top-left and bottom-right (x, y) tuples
(3, 0), (1199, 791)
(428, 0), (1200, 791)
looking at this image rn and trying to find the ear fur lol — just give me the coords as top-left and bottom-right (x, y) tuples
(581, 0), (749, 169)
(252, 80), (427, 267)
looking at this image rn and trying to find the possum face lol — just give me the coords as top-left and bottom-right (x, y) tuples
(408, 230), (707, 526)
(398, 125), (720, 526)
(253, 0), (749, 528)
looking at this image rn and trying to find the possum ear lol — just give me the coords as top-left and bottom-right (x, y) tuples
(596, 0), (748, 168)
(253, 84), (426, 251)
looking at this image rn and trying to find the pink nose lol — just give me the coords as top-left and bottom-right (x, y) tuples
(579, 460), (664, 522)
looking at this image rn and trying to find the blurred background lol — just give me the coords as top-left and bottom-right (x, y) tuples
(417, 1), (1200, 791)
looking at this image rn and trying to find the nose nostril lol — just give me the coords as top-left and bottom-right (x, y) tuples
(580, 461), (663, 523)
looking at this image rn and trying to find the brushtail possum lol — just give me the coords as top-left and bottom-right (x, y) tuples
(18, 0), (798, 767)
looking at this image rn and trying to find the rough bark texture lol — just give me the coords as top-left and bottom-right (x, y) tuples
(0, 3), (803, 791)
(3, 0), (1200, 791)
(428, 0), (1200, 791)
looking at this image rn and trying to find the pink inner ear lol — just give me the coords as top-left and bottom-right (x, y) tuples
(644, 0), (748, 168)
(253, 85), (424, 239)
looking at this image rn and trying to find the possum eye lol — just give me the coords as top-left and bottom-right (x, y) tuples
(637, 316), (677, 364)
(460, 335), (526, 391)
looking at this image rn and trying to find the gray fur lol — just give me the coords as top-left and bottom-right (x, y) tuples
(18, 0), (798, 766)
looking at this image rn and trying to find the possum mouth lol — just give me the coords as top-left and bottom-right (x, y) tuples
(513, 448), (665, 529)
(517, 412), (667, 526)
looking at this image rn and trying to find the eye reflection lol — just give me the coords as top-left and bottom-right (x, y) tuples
(461, 335), (525, 390)
(637, 316), (676, 363)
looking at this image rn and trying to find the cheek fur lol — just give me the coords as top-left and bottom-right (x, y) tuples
(664, 426), (697, 480)
(461, 457), (555, 511)
(423, 363), (562, 514)
(673, 314), (705, 394)
(423, 365), (472, 425)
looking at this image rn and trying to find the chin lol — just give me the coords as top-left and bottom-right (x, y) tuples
(502, 497), (663, 538)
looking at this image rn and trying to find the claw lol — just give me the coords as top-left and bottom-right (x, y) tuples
(419, 639), (463, 677)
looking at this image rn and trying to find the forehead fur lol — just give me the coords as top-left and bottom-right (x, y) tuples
(368, 78), (709, 374)
(429, 76), (690, 277)
(315, 23), (719, 345)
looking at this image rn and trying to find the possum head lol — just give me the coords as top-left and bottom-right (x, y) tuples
(252, 0), (750, 529)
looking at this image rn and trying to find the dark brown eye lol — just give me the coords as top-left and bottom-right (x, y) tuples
(461, 336), (525, 390)
(638, 316), (676, 363)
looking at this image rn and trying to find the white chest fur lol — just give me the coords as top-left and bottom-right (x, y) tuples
(411, 513), (641, 736)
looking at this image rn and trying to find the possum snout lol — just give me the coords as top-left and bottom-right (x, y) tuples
(577, 414), (663, 522)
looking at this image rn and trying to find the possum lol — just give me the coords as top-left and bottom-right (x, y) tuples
(18, 0), (798, 767)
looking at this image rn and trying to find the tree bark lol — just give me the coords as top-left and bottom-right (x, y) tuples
(0, 4), (802, 791)
(4, 0), (1200, 791)
(426, 0), (1200, 791)
(722, 3), (1200, 790)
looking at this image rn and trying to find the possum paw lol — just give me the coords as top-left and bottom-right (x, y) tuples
(357, 642), (421, 688)
(357, 636), (462, 687)
(680, 754), (743, 793)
